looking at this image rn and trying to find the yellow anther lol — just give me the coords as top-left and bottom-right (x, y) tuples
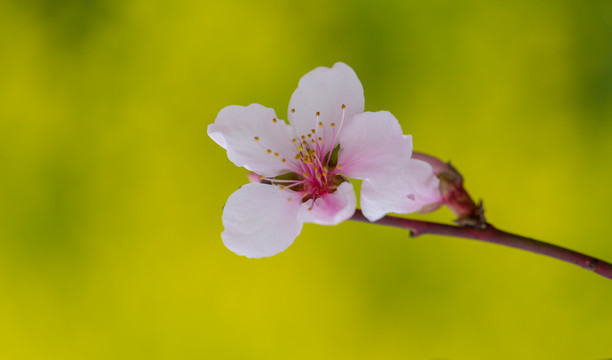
(281, 158), (286, 162)
(341, 104), (346, 109)
(292, 138), (296, 143)
(318, 137), (322, 141)
(337, 164), (342, 169)
(279, 185), (285, 190)
(301, 135), (305, 140)
(303, 172), (308, 177)
(302, 140), (307, 145)
(274, 152), (279, 157)
(297, 145), (303, 151)
(259, 175), (264, 180)
(330, 123), (335, 127)
(295, 154), (300, 160)
(272, 118), (277, 123)
(316, 111), (320, 116)
(287, 197), (292, 202)
(307, 134), (312, 138)
(311, 139), (315, 144)
(254, 136), (259, 141)
(311, 129), (316, 134)
(316, 174), (321, 179)
(318, 122), (323, 126)
(291, 108), (295, 113)
(267, 149), (271, 154)
(322, 172), (327, 177)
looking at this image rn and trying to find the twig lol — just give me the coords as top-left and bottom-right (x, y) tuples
(350, 209), (612, 281)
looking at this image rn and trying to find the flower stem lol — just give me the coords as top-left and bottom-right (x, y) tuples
(350, 210), (612, 281)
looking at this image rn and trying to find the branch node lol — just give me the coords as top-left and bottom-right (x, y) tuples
(587, 258), (599, 271)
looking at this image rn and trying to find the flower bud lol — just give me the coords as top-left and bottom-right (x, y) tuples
(412, 152), (486, 228)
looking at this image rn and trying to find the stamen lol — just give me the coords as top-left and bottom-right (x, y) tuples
(289, 108), (306, 153)
(281, 158), (286, 162)
(254, 136), (259, 141)
(313, 113), (322, 154)
(287, 181), (306, 189)
(338, 105), (347, 132)
(272, 118), (277, 123)
(267, 149), (271, 154)
(279, 186), (285, 190)
(318, 122), (323, 127)
(321, 119), (328, 154)
(327, 104), (347, 160)
(307, 195), (318, 211)
(274, 152), (279, 157)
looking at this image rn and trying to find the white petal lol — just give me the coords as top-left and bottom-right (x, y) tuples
(288, 63), (364, 153)
(208, 104), (298, 177)
(221, 183), (303, 258)
(360, 158), (442, 221)
(337, 111), (412, 184)
(297, 182), (356, 225)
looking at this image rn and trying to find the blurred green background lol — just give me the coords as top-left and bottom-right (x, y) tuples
(1, 0), (611, 359)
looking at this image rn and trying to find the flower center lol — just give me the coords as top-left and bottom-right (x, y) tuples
(259, 105), (349, 209)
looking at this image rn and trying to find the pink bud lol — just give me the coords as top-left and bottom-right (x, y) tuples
(412, 152), (486, 228)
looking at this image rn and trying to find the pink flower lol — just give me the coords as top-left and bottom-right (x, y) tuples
(208, 63), (441, 258)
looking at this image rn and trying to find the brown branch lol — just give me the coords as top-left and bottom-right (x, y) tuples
(350, 209), (612, 281)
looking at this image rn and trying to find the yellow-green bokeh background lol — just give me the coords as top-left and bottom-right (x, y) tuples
(1, 0), (611, 359)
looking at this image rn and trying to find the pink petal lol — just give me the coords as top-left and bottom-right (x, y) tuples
(360, 158), (442, 221)
(288, 63), (364, 153)
(208, 104), (297, 177)
(221, 183), (303, 258)
(297, 182), (356, 225)
(337, 111), (412, 184)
